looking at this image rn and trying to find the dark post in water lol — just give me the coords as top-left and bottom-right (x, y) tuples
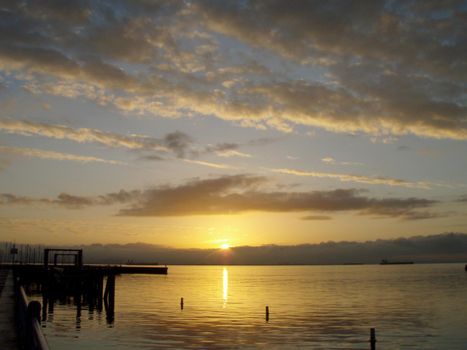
(370, 328), (376, 350)
(266, 306), (269, 321)
(97, 275), (104, 311)
(104, 274), (115, 322)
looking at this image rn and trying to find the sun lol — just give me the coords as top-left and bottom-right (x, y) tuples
(220, 243), (231, 250)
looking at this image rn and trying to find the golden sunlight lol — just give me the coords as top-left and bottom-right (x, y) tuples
(222, 267), (228, 306)
(220, 243), (231, 250)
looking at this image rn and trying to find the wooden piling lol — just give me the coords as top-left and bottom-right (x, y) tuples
(180, 297), (184, 310)
(370, 328), (376, 350)
(47, 297), (54, 315)
(41, 295), (48, 322)
(265, 306), (269, 321)
(104, 274), (115, 321)
(97, 275), (104, 311)
(108, 274), (115, 310)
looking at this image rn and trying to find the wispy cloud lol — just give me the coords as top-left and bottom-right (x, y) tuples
(286, 155), (300, 160)
(322, 157), (364, 166)
(321, 157), (336, 164)
(1, 190), (139, 209)
(0, 120), (252, 160)
(200, 143), (253, 158)
(216, 149), (252, 158)
(183, 159), (235, 169)
(0, 146), (121, 164)
(271, 167), (434, 189)
(0, 119), (168, 153)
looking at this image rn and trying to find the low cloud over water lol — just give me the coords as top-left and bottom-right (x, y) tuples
(13, 232), (465, 265)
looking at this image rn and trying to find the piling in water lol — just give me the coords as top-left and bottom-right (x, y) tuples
(181, 297), (184, 310)
(104, 274), (115, 322)
(265, 306), (269, 321)
(97, 275), (104, 311)
(370, 328), (376, 350)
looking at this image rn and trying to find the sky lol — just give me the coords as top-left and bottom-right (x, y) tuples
(0, 0), (466, 249)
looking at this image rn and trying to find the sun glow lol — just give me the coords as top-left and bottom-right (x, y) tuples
(220, 243), (230, 250)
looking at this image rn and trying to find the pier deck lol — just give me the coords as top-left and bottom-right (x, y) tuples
(0, 269), (19, 350)
(84, 264), (168, 274)
(4, 263), (168, 275)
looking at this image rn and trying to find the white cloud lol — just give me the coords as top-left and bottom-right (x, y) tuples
(321, 157), (336, 164)
(271, 167), (434, 189)
(183, 159), (236, 169)
(0, 146), (122, 165)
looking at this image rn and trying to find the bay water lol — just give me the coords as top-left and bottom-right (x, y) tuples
(33, 264), (467, 349)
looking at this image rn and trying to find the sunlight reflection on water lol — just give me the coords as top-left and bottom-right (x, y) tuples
(223, 267), (228, 308)
(33, 264), (467, 349)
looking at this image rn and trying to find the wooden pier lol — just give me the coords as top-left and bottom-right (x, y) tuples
(1, 247), (167, 349)
(12, 262), (167, 320)
(7, 263), (168, 275)
(0, 269), (20, 350)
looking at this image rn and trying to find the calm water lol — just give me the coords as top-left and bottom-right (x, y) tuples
(33, 264), (467, 349)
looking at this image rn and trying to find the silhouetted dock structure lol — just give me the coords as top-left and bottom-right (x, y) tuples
(0, 269), (20, 350)
(1, 247), (167, 349)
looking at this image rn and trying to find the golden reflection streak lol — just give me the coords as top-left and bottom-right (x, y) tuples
(223, 267), (228, 307)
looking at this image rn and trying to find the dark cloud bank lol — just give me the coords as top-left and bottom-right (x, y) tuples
(15, 233), (466, 265)
(0, 175), (440, 219)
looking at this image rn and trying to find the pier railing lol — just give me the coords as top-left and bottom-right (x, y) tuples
(16, 282), (49, 350)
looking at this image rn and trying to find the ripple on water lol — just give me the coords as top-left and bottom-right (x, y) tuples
(31, 264), (467, 350)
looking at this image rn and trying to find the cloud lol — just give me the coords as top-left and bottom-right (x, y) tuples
(271, 167), (434, 189)
(216, 149), (252, 158)
(0, 119), (252, 161)
(204, 143), (252, 158)
(162, 131), (193, 158)
(182, 159), (236, 169)
(118, 175), (437, 219)
(0, 118), (168, 151)
(7, 233), (466, 265)
(321, 157), (336, 164)
(0, 1), (465, 139)
(1, 190), (140, 209)
(321, 157), (363, 166)
(286, 155), (299, 160)
(0, 146), (121, 164)
(301, 215), (332, 221)
(0, 174), (439, 219)
(396, 211), (446, 221)
(192, 1), (467, 138)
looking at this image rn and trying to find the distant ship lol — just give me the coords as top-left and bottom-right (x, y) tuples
(380, 259), (414, 265)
